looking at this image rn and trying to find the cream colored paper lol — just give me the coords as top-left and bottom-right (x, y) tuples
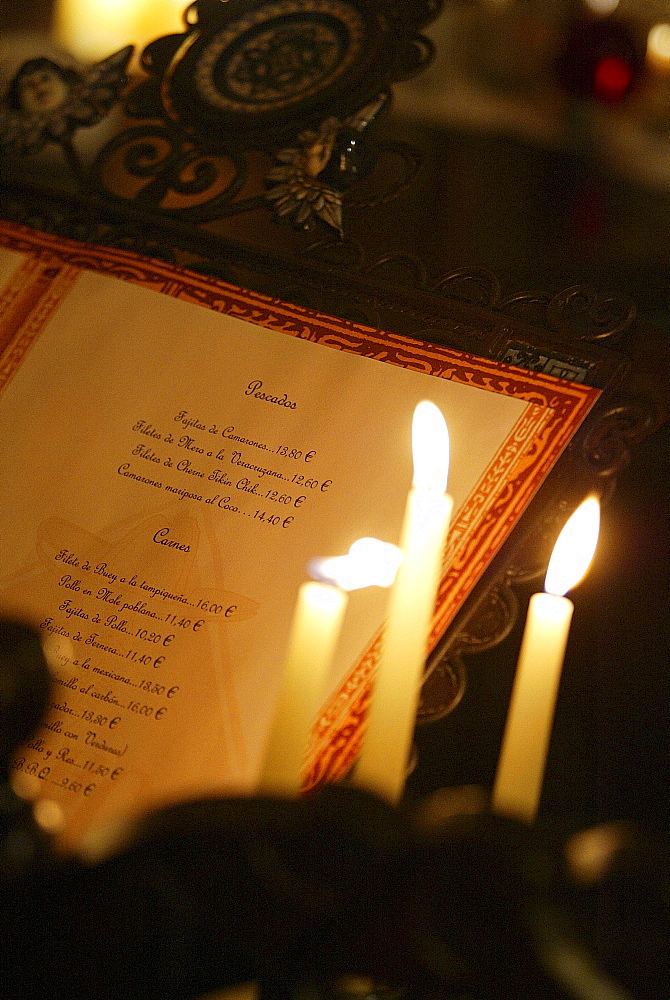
(0, 266), (550, 846)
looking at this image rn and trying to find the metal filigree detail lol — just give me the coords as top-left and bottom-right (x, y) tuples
(417, 654), (466, 723)
(301, 237), (365, 270)
(364, 253), (428, 288)
(104, 0), (440, 234)
(264, 94), (387, 234)
(433, 268), (502, 309)
(90, 124), (255, 222)
(499, 290), (553, 328)
(0, 2), (441, 237)
(582, 396), (661, 477)
(129, 0), (444, 145)
(418, 584), (517, 724)
(193, 0), (366, 114)
(454, 583), (520, 654)
(547, 284), (637, 343)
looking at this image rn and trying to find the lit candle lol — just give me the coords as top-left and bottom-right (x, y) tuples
(355, 401), (453, 804)
(492, 496), (600, 824)
(257, 538), (402, 798)
(54, 0), (186, 65)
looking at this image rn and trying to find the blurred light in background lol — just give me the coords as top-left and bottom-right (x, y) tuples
(646, 23), (670, 74)
(584, 0), (620, 16)
(593, 54), (635, 102)
(54, 0), (186, 64)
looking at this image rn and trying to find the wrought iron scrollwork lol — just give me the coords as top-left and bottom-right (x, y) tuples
(547, 284), (637, 343)
(582, 396), (661, 477)
(433, 267), (502, 309)
(1, 1), (443, 238)
(497, 285), (637, 346)
(417, 653), (466, 722)
(499, 290), (553, 328)
(104, 0), (441, 234)
(90, 124), (256, 223)
(364, 253), (428, 289)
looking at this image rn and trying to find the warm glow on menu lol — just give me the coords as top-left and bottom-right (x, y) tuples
(310, 537), (403, 592)
(492, 497), (600, 823)
(354, 402), (453, 805)
(0, 220), (600, 847)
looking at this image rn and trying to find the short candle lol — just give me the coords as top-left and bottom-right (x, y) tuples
(257, 538), (401, 798)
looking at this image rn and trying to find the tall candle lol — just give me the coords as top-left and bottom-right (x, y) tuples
(355, 401), (453, 804)
(54, 0), (185, 64)
(257, 538), (401, 798)
(492, 496), (600, 823)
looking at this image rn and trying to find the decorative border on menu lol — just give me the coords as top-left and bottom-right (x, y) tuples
(0, 221), (600, 791)
(0, 220), (596, 414)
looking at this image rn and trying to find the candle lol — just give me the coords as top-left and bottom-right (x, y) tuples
(492, 496), (600, 823)
(257, 538), (401, 798)
(54, 0), (185, 65)
(355, 401), (453, 804)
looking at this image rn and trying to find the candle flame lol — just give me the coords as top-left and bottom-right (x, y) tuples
(309, 537), (402, 591)
(412, 401), (450, 493)
(544, 497), (600, 597)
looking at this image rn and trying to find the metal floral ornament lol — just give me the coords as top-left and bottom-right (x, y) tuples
(264, 93), (387, 235)
(0, 1), (443, 234)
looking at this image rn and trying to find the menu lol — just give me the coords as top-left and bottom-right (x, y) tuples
(0, 221), (599, 848)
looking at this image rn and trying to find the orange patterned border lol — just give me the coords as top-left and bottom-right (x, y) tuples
(0, 264), (81, 390)
(0, 221), (600, 789)
(0, 220), (595, 412)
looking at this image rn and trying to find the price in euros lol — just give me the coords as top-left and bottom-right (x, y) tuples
(55, 777), (96, 796)
(263, 489), (308, 508)
(133, 627), (177, 646)
(276, 446), (317, 462)
(80, 710), (122, 729)
(290, 474), (333, 491)
(137, 679), (180, 699)
(126, 700), (168, 720)
(252, 511), (295, 528)
(126, 649), (166, 668)
(163, 615), (205, 631)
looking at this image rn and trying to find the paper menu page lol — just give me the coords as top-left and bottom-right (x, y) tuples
(0, 267), (511, 839)
(0, 234), (599, 847)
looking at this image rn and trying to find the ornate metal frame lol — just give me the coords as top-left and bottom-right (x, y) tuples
(1, 0), (666, 726)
